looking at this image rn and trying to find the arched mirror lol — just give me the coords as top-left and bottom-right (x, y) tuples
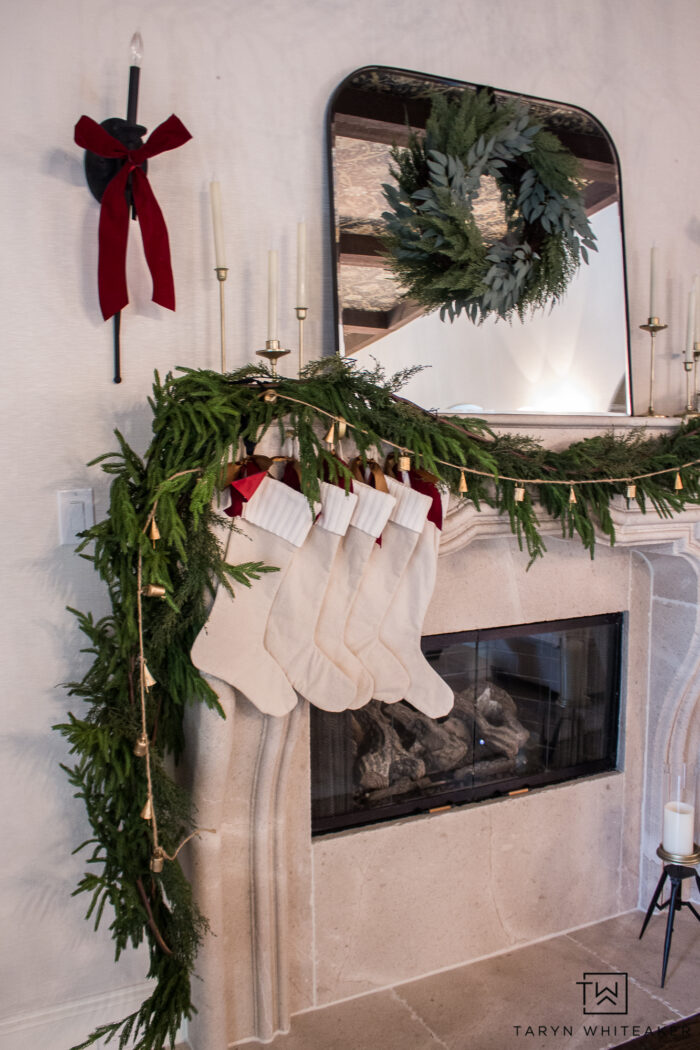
(328, 67), (632, 415)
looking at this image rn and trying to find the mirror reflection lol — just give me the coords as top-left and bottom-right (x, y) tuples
(328, 67), (631, 415)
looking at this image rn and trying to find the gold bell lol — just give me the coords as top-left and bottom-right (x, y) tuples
(142, 663), (156, 691)
(141, 583), (166, 598)
(626, 483), (637, 499)
(458, 470), (468, 495)
(569, 486), (577, 505)
(514, 485), (525, 503)
(263, 389), (278, 404)
(336, 417), (347, 440)
(133, 732), (149, 758)
(324, 421), (336, 446)
(398, 452), (411, 471)
(140, 797), (153, 821)
(148, 518), (161, 548)
(150, 847), (165, 874)
(675, 472), (684, 491)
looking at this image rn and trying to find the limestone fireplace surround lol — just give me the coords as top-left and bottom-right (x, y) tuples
(182, 417), (700, 1050)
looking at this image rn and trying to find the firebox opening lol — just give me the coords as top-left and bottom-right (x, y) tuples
(311, 613), (624, 834)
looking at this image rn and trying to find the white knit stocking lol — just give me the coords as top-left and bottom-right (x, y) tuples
(264, 482), (360, 712)
(191, 476), (314, 716)
(314, 480), (396, 711)
(379, 488), (454, 717)
(345, 475), (431, 705)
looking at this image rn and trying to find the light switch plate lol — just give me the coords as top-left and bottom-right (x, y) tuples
(58, 489), (95, 545)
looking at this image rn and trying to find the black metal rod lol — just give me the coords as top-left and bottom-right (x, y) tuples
(113, 311), (122, 383)
(126, 65), (140, 124)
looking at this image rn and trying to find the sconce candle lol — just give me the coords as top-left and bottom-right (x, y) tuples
(297, 221), (307, 307)
(209, 181), (226, 269)
(268, 249), (279, 342)
(649, 246), (659, 320)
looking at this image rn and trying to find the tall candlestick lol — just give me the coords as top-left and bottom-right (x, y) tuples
(297, 220), (307, 307)
(209, 181), (226, 269)
(694, 274), (700, 344)
(268, 249), (279, 342)
(126, 32), (143, 125)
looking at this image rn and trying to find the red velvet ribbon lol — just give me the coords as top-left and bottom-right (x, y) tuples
(224, 468), (268, 519)
(74, 114), (192, 320)
(407, 470), (443, 530)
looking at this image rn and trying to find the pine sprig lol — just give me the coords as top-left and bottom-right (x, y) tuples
(56, 358), (700, 1049)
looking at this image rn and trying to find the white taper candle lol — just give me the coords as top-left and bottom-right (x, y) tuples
(297, 220), (307, 307)
(209, 181), (226, 269)
(268, 249), (279, 341)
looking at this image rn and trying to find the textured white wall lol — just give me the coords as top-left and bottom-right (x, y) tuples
(0, 0), (699, 1046)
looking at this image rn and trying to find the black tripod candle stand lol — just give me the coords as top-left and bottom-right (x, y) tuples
(639, 845), (700, 987)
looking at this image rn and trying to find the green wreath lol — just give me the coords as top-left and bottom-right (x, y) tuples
(381, 90), (598, 323)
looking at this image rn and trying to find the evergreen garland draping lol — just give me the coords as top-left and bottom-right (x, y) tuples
(56, 358), (700, 1049)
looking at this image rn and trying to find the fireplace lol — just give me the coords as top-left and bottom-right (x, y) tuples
(184, 453), (700, 1050)
(311, 613), (623, 833)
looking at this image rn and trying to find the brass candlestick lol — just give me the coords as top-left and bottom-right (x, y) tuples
(680, 359), (697, 416)
(256, 338), (291, 376)
(639, 317), (668, 416)
(215, 267), (228, 373)
(296, 305), (308, 377)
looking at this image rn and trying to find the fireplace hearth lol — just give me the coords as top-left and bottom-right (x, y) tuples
(311, 613), (623, 832)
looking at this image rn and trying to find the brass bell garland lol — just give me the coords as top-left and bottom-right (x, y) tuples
(142, 662), (156, 691)
(398, 452), (411, 471)
(149, 518), (161, 548)
(263, 389), (277, 404)
(514, 485), (525, 502)
(133, 731), (149, 758)
(626, 483), (637, 499)
(675, 472), (684, 491)
(324, 421), (335, 446)
(142, 583), (166, 598)
(150, 847), (165, 874)
(140, 797), (153, 821)
(458, 470), (468, 494)
(569, 486), (577, 505)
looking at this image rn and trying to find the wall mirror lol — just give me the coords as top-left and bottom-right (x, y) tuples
(328, 66), (632, 415)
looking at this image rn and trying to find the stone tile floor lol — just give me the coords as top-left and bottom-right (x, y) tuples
(235, 910), (700, 1050)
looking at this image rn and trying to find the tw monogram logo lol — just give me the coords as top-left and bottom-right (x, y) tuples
(577, 972), (629, 1015)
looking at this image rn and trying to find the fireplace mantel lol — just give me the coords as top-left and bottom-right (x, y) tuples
(184, 472), (700, 1049)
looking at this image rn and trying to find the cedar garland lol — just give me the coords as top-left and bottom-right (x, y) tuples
(55, 358), (700, 1049)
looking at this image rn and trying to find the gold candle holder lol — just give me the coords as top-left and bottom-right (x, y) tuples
(256, 338), (291, 376)
(296, 305), (308, 377)
(639, 317), (668, 417)
(679, 359), (697, 417)
(215, 267), (228, 373)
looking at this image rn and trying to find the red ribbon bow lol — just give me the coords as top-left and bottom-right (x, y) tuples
(74, 114), (192, 321)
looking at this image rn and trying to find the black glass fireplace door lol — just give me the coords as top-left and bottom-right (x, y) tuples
(311, 613), (623, 834)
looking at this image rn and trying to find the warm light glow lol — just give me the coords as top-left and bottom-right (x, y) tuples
(520, 379), (595, 414)
(130, 32), (143, 67)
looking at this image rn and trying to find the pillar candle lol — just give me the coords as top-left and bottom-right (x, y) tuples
(663, 801), (695, 855)
(209, 181), (226, 269)
(268, 249), (279, 342)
